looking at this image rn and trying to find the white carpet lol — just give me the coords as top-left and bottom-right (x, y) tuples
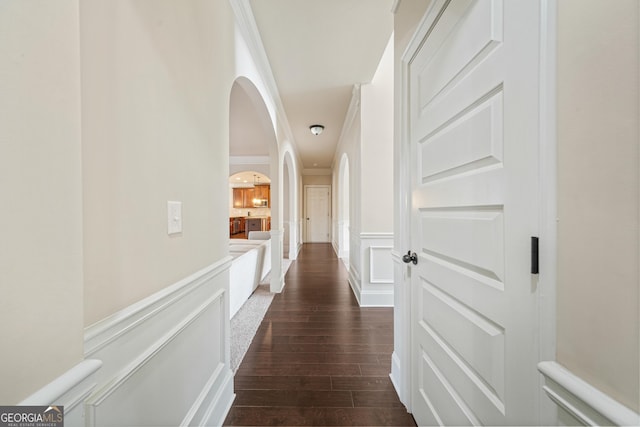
(229, 259), (292, 373)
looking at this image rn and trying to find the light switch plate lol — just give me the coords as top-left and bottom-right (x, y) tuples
(167, 201), (182, 235)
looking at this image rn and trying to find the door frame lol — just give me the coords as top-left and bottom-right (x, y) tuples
(304, 184), (331, 243)
(396, 0), (558, 421)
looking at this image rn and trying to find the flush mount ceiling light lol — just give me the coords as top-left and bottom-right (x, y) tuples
(309, 124), (324, 136)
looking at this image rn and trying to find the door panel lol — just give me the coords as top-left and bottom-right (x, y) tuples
(409, 1), (540, 425)
(305, 186), (330, 242)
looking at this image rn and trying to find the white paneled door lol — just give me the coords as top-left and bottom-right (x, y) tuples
(305, 185), (331, 242)
(407, 1), (541, 425)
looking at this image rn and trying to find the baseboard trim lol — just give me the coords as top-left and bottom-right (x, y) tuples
(359, 290), (394, 307)
(181, 363), (235, 427)
(538, 361), (640, 426)
(389, 351), (403, 405)
(347, 266), (362, 305)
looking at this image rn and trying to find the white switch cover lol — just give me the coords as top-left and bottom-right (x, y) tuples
(167, 201), (182, 235)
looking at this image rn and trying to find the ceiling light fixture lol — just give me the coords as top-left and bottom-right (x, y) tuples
(309, 124), (324, 135)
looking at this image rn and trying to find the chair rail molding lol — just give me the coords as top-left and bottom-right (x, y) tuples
(83, 257), (234, 427)
(19, 360), (103, 427)
(538, 361), (640, 426)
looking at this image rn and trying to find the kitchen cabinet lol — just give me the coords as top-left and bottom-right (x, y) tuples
(253, 185), (270, 207)
(231, 185), (270, 208)
(229, 217), (246, 236)
(232, 188), (244, 208)
(243, 188), (255, 208)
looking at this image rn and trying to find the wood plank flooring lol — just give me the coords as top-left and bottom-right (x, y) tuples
(224, 243), (416, 426)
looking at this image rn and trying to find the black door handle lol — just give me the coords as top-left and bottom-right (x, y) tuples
(402, 251), (418, 265)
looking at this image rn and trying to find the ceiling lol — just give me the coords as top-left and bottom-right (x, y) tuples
(230, 0), (394, 172)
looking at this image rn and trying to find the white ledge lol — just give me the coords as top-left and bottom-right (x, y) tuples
(538, 361), (640, 426)
(19, 359), (102, 405)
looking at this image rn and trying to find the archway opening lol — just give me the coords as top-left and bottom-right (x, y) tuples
(228, 171), (271, 239)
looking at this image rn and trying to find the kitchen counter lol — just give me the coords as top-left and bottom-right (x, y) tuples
(245, 216), (270, 232)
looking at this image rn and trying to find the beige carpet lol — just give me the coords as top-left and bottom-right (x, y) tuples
(229, 259), (292, 373)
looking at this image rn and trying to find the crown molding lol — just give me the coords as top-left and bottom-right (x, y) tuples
(229, 0), (295, 147)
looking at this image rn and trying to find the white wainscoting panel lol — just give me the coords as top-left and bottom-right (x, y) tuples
(538, 361), (640, 427)
(347, 233), (394, 307)
(84, 258), (234, 427)
(369, 245), (394, 284)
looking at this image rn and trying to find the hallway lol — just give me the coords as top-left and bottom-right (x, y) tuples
(224, 243), (415, 426)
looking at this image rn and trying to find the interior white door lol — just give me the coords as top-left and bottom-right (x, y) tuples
(305, 185), (331, 242)
(407, 1), (541, 425)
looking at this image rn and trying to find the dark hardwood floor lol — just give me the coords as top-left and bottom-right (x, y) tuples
(224, 243), (416, 426)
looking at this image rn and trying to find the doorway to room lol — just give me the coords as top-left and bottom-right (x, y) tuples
(304, 185), (331, 243)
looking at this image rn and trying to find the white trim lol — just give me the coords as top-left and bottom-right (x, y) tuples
(538, 1), (559, 425)
(369, 245), (394, 284)
(348, 233), (394, 306)
(188, 367), (234, 427)
(347, 266), (362, 305)
(401, 0), (447, 63)
(538, 361), (640, 427)
(361, 232), (394, 239)
(390, 249), (410, 407)
(83, 259), (233, 427)
(19, 359), (102, 406)
(85, 257), (232, 355)
(393, 0), (416, 408)
(87, 290), (224, 406)
(269, 228), (286, 293)
(229, 0), (295, 146)
(390, 351), (403, 401)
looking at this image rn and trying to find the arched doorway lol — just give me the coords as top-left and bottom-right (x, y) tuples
(229, 76), (284, 293)
(228, 171), (271, 239)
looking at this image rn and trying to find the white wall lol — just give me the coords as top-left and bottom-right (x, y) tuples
(332, 35), (395, 307)
(361, 35), (394, 233)
(0, 0), (84, 404)
(81, 0), (235, 326)
(556, 0), (639, 412)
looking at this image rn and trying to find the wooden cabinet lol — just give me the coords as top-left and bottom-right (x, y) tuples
(232, 186), (270, 208)
(243, 188), (255, 208)
(232, 188), (244, 208)
(254, 185), (270, 206)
